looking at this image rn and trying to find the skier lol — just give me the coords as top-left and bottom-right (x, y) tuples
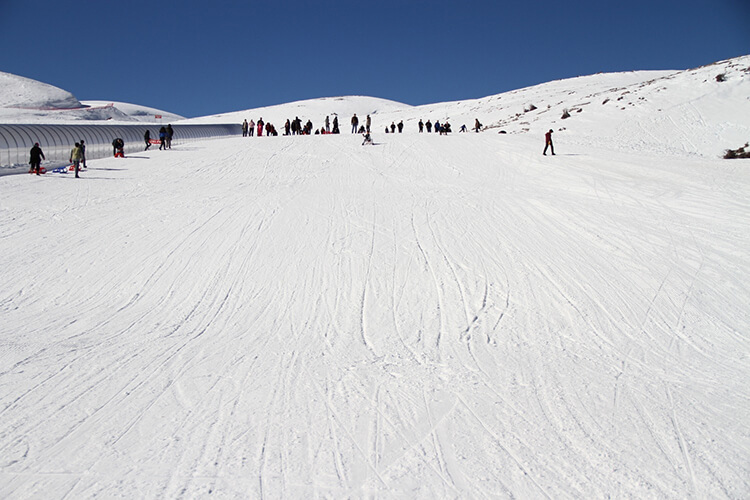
(144, 129), (152, 150)
(460, 124), (467, 133)
(29, 142), (45, 175)
(543, 129), (555, 155)
(70, 142), (83, 178)
(351, 114), (359, 134)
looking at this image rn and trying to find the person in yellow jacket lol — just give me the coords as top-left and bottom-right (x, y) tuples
(69, 142), (83, 178)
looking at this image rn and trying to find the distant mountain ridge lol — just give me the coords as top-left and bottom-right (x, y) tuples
(0, 71), (184, 123)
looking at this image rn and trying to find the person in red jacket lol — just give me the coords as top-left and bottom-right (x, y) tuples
(543, 129), (555, 155)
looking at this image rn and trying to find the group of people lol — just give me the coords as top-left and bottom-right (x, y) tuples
(239, 114), (557, 154)
(26, 124), (181, 179)
(242, 119), (279, 137)
(27, 125), (558, 178)
(29, 140), (87, 177)
(417, 119), (452, 134)
(243, 115), (346, 137)
(143, 125), (174, 150)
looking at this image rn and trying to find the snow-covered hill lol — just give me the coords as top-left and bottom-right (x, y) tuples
(0, 71), (80, 110)
(184, 95), (414, 127)
(81, 101), (185, 123)
(189, 55), (750, 158)
(0, 72), (184, 123)
(1, 57), (749, 498)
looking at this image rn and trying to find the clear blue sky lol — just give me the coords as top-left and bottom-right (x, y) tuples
(1, 0), (748, 118)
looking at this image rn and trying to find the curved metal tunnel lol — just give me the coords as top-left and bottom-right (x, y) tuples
(0, 123), (241, 174)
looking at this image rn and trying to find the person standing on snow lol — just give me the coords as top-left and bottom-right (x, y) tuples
(70, 142), (83, 178)
(397, 121), (403, 133)
(29, 142), (45, 175)
(79, 139), (87, 169)
(248, 119), (255, 137)
(351, 114), (359, 134)
(158, 127), (167, 150)
(366, 115), (371, 133)
(144, 129), (152, 150)
(325, 115), (330, 132)
(257, 118), (264, 137)
(166, 125), (174, 149)
(242, 119), (248, 137)
(543, 129), (555, 155)
(425, 120), (432, 133)
(418, 119), (424, 133)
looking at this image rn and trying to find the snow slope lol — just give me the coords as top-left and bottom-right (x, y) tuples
(81, 101), (185, 123)
(184, 95), (414, 128)
(0, 72), (184, 123)
(0, 128), (748, 498)
(1, 56), (749, 498)
(190, 55), (750, 159)
(0, 72), (80, 110)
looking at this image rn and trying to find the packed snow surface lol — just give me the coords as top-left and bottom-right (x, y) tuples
(1, 56), (749, 498)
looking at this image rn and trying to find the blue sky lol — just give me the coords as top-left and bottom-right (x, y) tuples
(1, 0), (748, 118)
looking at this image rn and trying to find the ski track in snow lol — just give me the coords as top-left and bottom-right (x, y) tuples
(0, 131), (749, 499)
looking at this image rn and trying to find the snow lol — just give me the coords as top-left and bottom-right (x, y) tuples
(1, 56), (749, 498)
(81, 101), (185, 123)
(0, 72), (80, 110)
(0, 72), (183, 124)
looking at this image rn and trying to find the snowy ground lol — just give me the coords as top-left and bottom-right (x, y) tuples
(1, 129), (748, 498)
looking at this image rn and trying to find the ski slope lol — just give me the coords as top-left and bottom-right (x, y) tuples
(1, 128), (749, 498)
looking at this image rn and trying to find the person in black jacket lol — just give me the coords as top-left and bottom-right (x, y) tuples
(29, 143), (45, 175)
(112, 138), (125, 157)
(79, 139), (87, 168)
(144, 130), (152, 150)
